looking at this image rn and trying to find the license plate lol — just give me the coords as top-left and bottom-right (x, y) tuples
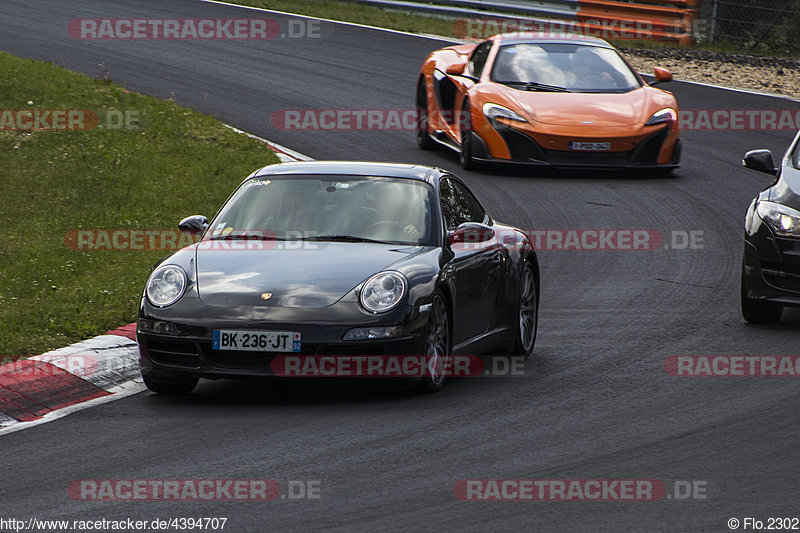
(212, 330), (301, 352)
(568, 141), (611, 151)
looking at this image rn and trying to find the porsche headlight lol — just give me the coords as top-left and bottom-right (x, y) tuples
(756, 201), (800, 237)
(645, 107), (677, 126)
(483, 103), (528, 127)
(360, 271), (407, 313)
(146, 265), (187, 307)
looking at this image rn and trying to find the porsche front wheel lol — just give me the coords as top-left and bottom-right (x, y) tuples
(417, 292), (451, 393)
(513, 262), (538, 358)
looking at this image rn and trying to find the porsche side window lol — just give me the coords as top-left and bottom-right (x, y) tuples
(469, 41), (492, 78)
(440, 178), (487, 230)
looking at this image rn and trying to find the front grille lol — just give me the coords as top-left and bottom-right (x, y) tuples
(201, 345), (279, 371)
(314, 345), (386, 356)
(496, 125), (670, 167)
(762, 268), (800, 293)
(147, 339), (201, 368)
(630, 128), (668, 164)
(775, 237), (800, 275)
(542, 148), (632, 166)
(496, 126), (546, 161)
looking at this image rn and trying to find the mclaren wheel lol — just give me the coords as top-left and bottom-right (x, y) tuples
(459, 99), (479, 170)
(416, 78), (436, 150)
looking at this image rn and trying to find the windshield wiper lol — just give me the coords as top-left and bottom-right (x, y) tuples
(209, 233), (285, 241)
(496, 80), (571, 93)
(301, 234), (395, 244)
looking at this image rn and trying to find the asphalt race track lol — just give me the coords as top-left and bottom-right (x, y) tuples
(2, 0), (800, 530)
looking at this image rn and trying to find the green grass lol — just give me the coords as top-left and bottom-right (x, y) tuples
(226, 0), (800, 58)
(0, 52), (279, 356)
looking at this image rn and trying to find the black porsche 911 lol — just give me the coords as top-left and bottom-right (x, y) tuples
(741, 128), (800, 323)
(138, 161), (540, 393)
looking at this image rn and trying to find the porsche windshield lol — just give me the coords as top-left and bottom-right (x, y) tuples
(491, 43), (641, 93)
(206, 175), (438, 246)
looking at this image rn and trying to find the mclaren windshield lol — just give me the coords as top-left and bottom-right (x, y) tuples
(491, 43), (642, 93)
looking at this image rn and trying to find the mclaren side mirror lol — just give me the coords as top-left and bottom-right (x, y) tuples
(179, 215), (209, 235)
(446, 62), (467, 76)
(742, 149), (778, 175)
(653, 67), (673, 83)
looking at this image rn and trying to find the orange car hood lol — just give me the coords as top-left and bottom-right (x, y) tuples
(506, 87), (652, 127)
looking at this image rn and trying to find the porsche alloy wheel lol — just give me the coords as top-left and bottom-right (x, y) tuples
(513, 263), (538, 358)
(417, 292), (451, 393)
(459, 100), (478, 170)
(416, 79), (436, 150)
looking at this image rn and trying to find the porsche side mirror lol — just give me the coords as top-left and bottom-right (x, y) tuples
(446, 62), (467, 76)
(448, 222), (494, 247)
(179, 215), (209, 235)
(742, 149), (778, 175)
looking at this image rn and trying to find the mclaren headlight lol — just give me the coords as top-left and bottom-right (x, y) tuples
(483, 103), (528, 128)
(146, 265), (188, 307)
(645, 107), (677, 126)
(756, 201), (800, 237)
(360, 271), (407, 313)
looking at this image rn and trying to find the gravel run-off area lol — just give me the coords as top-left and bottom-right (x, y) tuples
(620, 47), (800, 100)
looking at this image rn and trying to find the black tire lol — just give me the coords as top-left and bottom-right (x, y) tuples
(459, 99), (479, 170)
(142, 372), (199, 395)
(416, 292), (451, 393)
(741, 265), (782, 324)
(416, 79), (436, 150)
(512, 262), (538, 358)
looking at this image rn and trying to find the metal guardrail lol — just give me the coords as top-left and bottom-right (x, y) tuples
(352, 0), (700, 45)
(353, 0), (800, 51)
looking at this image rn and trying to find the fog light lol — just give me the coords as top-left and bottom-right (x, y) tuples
(343, 326), (403, 341)
(138, 319), (182, 335)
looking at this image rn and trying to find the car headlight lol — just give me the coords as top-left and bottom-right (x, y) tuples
(360, 271), (407, 313)
(483, 103), (528, 127)
(146, 265), (188, 307)
(645, 108), (677, 126)
(756, 201), (800, 237)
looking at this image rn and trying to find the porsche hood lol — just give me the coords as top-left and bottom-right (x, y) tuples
(194, 242), (419, 307)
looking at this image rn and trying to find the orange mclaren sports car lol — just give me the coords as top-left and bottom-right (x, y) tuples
(415, 34), (681, 172)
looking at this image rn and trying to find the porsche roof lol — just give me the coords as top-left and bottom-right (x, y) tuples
(253, 161), (444, 185)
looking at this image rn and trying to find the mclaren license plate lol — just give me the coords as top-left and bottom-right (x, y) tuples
(212, 330), (301, 352)
(568, 141), (611, 151)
